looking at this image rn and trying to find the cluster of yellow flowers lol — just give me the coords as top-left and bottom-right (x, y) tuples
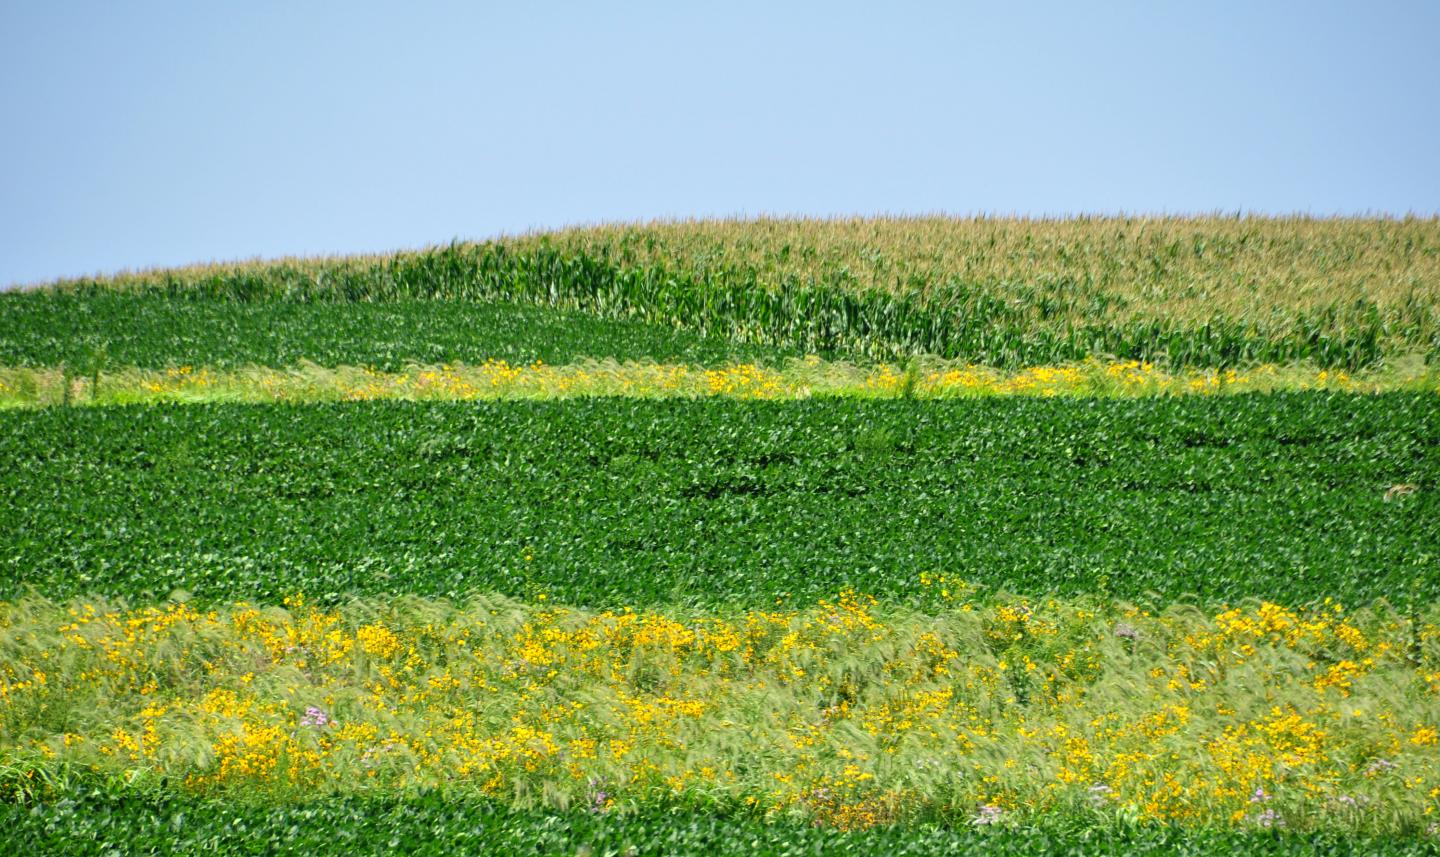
(893, 360), (1356, 397)
(2, 587), (1437, 832)
(703, 364), (791, 398)
(141, 365), (216, 394)
(349, 361), (789, 401)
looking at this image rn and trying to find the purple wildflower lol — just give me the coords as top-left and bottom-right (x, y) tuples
(1253, 808), (1284, 829)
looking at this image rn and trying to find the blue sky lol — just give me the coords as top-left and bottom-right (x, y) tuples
(2, 1), (1438, 287)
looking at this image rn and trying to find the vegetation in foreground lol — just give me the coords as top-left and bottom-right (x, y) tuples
(18, 216), (1440, 369)
(2, 590), (1437, 836)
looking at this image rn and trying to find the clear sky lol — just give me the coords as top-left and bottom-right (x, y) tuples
(2, 1), (1438, 287)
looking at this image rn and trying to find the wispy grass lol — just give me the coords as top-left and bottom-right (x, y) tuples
(2, 587), (1437, 833)
(2, 356), (1435, 408)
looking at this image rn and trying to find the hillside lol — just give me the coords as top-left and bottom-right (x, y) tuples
(3, 216), (1439, 851)
(14, 215), (1440, 370)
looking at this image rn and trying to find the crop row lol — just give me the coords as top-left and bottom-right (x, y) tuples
(31, 233), (1440, 368)
(9, 789), (1431, 856)
(0, 293), (796, 370)
(1, 394), (1435, 606)
(519, 217), (1440, 326)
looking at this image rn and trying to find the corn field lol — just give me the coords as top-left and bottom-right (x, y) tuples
(38, 216), (1440, 370)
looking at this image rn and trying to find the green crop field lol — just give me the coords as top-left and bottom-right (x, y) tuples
(1, 395), (1436, 606)
(2, 217), (1439, 853)
(7, 791), (1437, 856)
(0, 292), (798, 370)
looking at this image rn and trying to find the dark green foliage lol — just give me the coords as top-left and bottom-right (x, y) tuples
(3, 790), (1434, 856)
(0, 293), (797, 370)
(1, 394), (1435, 607)
(37, 243), (1432, 368)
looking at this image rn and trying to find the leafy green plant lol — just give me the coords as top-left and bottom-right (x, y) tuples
(1, 394), (1434, 607)
(0, 294), (798, 370)
(5, 788), (1437, 856)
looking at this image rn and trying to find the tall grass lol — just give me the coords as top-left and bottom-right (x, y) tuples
(2, 589), (1437, 833)
(1, 357), (1432, 409)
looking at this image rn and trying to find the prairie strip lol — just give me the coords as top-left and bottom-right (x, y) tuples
(2, 357), (1435, 408)
(3, 590), (1437, 833)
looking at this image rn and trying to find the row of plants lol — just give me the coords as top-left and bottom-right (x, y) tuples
(512, 217), (1440, 327)
(26, 235), (1438, 369)
(9, 788), (1431, 855)
(1, 394), (1434, 606)
(0, 293), (797, 370)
